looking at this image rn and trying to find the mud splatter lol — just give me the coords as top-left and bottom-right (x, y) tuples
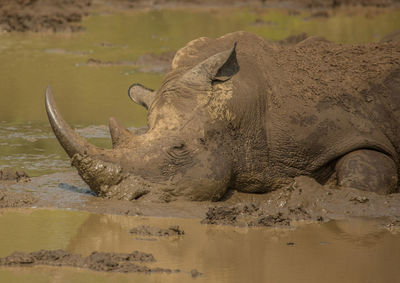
(81, 51), (176, 73)
(0, 0), (92, 32)
(129, 225), (185, 237)
(0, 168), (30, 182)
(0, 191), (36, 208)
(202, 176), (400, 227)
(0, 249), (181, 274)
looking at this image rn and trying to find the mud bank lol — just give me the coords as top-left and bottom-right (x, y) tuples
(0, 169), (35, 208)
(0, 249), (182, 274)
(268, 0), (400, 9)
(130, 225), (185, 237)
(203, 176), (400, 227)
(83, 51), (175, 73)
(0, 168), (29, 182)
(1, 0), (398, 32)
(1, 172), (400, 228)
(0, 0), (92, 32)
(107, 0), (400, 9)
(380, 28), (400, 43)
(0, 191), (36, 208)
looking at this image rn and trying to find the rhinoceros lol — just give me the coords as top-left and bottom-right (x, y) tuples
(45, 31), (400, 201)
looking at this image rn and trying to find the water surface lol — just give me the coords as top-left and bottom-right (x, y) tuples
(0, 209), (399, 283)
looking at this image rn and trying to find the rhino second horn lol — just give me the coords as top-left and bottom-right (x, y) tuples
(45, 86), (111, 158)
(109, 117), (134, 148)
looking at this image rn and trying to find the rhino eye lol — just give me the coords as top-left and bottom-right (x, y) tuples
(166, 143), (191, 165)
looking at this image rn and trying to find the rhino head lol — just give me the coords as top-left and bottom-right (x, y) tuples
(46, 44), (240, 201)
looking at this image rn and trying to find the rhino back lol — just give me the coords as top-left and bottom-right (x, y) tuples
(169, 32), (400, 185)
(264, 39), (400, 179)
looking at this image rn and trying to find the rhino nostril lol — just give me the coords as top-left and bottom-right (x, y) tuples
(173, 143), (185, 150)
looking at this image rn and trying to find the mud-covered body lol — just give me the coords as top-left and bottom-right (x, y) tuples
(46, 31), (400, 200)
(168, 32), (400, 192)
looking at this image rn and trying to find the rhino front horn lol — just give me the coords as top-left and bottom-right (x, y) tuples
(45, 86), (112, 159)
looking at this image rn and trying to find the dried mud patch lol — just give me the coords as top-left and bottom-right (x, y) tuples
(384, 217), (400, 232)
(82, 51), (176, 73)
(3, 172), (400, 228)
(0, 0), (397, 33)
(0, 168), (35, 208)
(104, 0), (400, 10)
(0, 249), (182, 274)
(0, 191), (37, 208)
(266, 0), (400, 9)
(0, 0), (92, 32)
(202, 176), (400, 227)
(130, 225), (185, 237)
(0, 168), (30, 182)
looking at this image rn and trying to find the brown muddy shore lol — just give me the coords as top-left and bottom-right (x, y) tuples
(1, 0), (399, 32)
(0, 249), (184, 274)
(1, 169), (400, 229)
(0, 0), (92, 32)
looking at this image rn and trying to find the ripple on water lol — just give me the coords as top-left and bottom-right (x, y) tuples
(0, 122), (112, 176)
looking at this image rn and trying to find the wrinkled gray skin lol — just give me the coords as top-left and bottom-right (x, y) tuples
(46, 32), (400, 201)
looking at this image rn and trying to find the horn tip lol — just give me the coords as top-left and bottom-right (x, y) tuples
(45, 86), (53, 96)
(109, 116), (122, 126)
(45, 86), (54, 106)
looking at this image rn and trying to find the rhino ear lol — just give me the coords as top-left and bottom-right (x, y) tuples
(212, 42), (239, 82)
(128, 84), (155, 110)
(183, 42), (240, 85)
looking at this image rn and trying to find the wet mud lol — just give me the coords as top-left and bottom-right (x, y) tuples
(380, 28), (400, 42)
(0, 169), (35, 208)
(0, 0), (92, 32)
(82, 51), (175, 73)
(0, 191), (37, 208)
(203, 176), (400, 227)
(0, 249), (181, 274)
(0, 168), (29, 182)
(2, 172), (400, 229)
(130, 225), (185, 237)
(274, 0), (400, 9)
(1, 0), (399, 33)
(107, 0), (400, 10)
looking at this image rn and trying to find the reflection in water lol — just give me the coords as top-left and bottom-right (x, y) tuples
(0, 209), (399, 283)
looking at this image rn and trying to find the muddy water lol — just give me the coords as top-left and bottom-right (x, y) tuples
(0, 8), (399, 177)
(0, 209), (398, 283)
